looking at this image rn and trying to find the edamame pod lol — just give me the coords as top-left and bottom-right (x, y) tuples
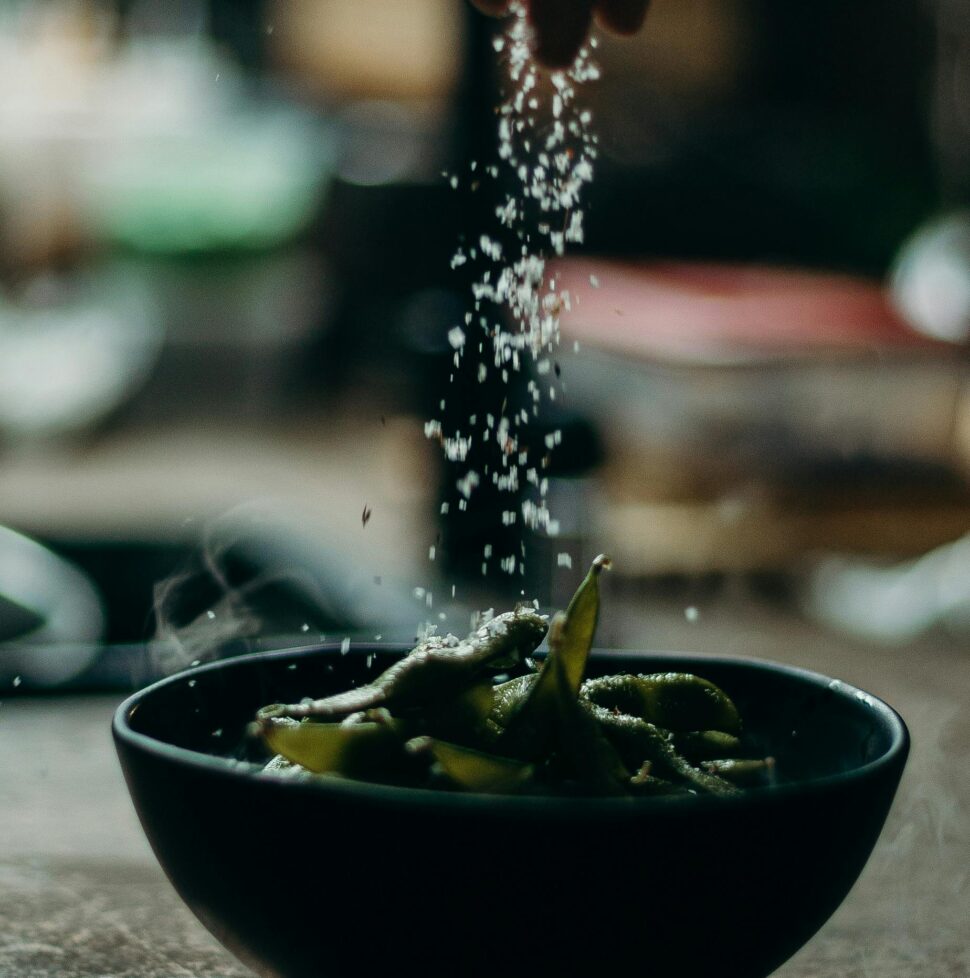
(581, 673), (742, 735)
(583, 702), (740, 796)
(411, 737), (535, 794)
(263, 608), (547, 722)
(702, 757), (776, 787)
(671, 730), (743, 761)
(499, 556), (611, 759)
(260, 716), (412, 783)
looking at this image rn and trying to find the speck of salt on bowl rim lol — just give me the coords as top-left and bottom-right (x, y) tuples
(114, 644), (909, 818)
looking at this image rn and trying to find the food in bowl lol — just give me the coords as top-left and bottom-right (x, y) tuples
(256, 556), (775, 796)
(113, 579), (908, 978)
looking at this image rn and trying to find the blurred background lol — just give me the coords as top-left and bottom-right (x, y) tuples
(2, 0), (970, 688)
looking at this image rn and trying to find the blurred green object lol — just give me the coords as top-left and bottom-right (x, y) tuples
(82, 108), (335, 254)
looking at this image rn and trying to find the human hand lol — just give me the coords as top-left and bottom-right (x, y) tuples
(470, 0), (650, 69)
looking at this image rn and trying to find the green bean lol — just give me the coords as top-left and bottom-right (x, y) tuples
(671, 730), (743, 761)
(581, 673), (742, 735)
(262, 607), (547, 722)
(557, 553), (611, 694)
(629, 764), (687, 797)
(409, 737), (536, 794)
(483, 673), (537, 741)
(582, 701), (740, 797)
(702, 758), (776, 787)
(422, 681), (496, 747)
(499, 556), (610, 759)
(260, 714), (412, 783)
(547, 643), (630, 795)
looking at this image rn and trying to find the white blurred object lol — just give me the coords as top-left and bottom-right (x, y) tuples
(804, 533), (970, 644)
(0, 266), (162, 441)
(892, 212), (970, 343)
(0, 525), (105, 686)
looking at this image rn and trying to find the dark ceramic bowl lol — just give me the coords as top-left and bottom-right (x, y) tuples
(114, 646), (908, 978)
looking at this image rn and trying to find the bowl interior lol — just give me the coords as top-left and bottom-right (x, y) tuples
(123, 644), (904, 794)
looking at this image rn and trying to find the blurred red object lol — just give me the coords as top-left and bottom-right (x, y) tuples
(555, 260), (943, 365)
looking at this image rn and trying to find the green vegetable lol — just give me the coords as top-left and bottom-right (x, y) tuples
(581, 673), (742, 735)
(411, 737), (536, 794)
(260, 714), (411, 783)
(260, 606), (547, 723)
(498, 555), (610, 759)
(257, 555), (775, 798)
(702, 758), (776, 787)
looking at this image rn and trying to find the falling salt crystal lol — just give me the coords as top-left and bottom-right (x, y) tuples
(427, 1), (599, 582)
(685, 607), (700, 623)
(429, 545), (437, 560)
(212, 728), (223, 737)
(340, 638), (351, 655)
(301, 623), (310, 633)
(480, 235), (503, 261)
(565, 212), (584, 243)
(589, 274), (600, 288)
(413, 587), (426, 599)
(12, 676), (21, 687)
(188, 679), (197, 688)
(557, 553), (573, 569)
(457, 470), (480, 498)
(206, 610), (216, 620)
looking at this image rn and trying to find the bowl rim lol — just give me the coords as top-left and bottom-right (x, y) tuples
(113, 644), (910, 815)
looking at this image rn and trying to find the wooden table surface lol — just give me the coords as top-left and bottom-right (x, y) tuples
(2, 587), (968, 978)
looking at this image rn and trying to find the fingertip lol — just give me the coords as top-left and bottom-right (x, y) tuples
(529, 0), (594, 69)
(594, 0), (650, 36)
(532, 36), (584, 71)
(469, 0), (511, 15)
